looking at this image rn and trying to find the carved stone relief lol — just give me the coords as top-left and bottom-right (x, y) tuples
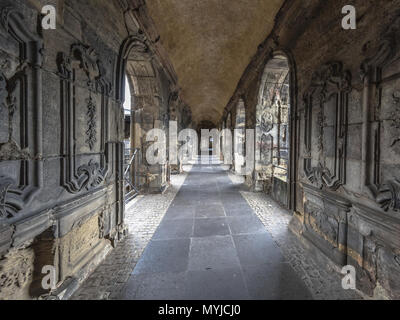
(57, 44), (112, 194)
(303, 62), (351, 191)
(361, 15), (400, 212)
(0, 5), (43, 220)
(259, 109), (273, 134)
(261, 133), (273, 164)
(64, 160), (107, 194)
(86, 96), (97, 150)
(255, 57), (291, 202)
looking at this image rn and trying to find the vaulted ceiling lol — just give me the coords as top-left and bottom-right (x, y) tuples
(146, 0), (284, 125)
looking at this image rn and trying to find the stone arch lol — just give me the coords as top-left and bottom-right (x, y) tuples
(254, 52), (297, 209)
(234, 99), (246, 174)
(116, 35), (168, 193)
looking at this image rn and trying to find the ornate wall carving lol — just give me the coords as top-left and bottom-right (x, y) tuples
(261, 134), (273, 164)
(0, 0), (175, 300)
(0, 5), (43, 220)
(361, 15), (400, 213)
(85, 96), (97, 150)
(303, 62), (351, 191)
(255, 55), (291, 207)
(216, 0), (400, 299)
(57, 44), (111, 194)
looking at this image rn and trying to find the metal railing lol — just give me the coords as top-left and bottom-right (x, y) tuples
(124, 148), (139, 203)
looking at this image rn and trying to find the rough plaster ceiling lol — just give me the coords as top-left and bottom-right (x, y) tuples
(146, 0), (284, 125)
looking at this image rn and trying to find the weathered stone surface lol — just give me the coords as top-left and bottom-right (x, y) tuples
(1, 0), (400, 301)
(146, 0), (285, 124)
(0, 247), (35, 300)
(217, 0), (400, 299)
(0, 0), (180, 299)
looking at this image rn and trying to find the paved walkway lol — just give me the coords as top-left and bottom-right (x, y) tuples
(118, 164), (312, 300)
(71, 170), (188, 300)
(72, 162), (362, 300)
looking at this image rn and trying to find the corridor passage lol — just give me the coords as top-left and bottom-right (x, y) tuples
(118, 164), (312, 300)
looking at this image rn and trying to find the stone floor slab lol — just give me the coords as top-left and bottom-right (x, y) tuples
(133, 239), (191, 274)
(186, 268), (250, 300)
(152, 219), (194, 240)
(193, 217), (230, 237)
(188, 236), (241, 271)
(72, 163), (362, 300)
(195, 204), (225, 218)
(241, 263), (313, 300)
(233, 233), (285, 266)
(164, 205), (196, 220)
(121, 272), (188, 300)
(227, 215), (267, 235)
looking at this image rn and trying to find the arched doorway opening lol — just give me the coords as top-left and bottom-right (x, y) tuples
(116, 36), (169, 195)
(197, 120), (217, 163)
(255, 54), (295, 209)
(122, 75), (139, 202)
(234, 99), (246, 174)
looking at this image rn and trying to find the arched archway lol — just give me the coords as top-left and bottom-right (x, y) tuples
(234, 99), (246, 174)
(116, 36), (169, 194)
(255, 53), (296, 209)
(197, 120), (217, 159)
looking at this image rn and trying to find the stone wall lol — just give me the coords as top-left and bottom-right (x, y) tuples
(222, 0), (400, 299)
(168, 93), (193, 174)
(0, 0), (182, 299)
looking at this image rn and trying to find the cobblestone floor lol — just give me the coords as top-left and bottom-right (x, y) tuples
(227, 173), (362, 300)
(70, 169), (189, 300)
(71, 164), (363, 300)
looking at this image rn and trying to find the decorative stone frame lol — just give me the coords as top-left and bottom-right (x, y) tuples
(303, 61), (351, 191)
(115, 34), (170, 193)
(253, 50), (298, 211)
(57, 44), (111, 194)
(360, 15), (400, 213)
(0, 6), (43, 220)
